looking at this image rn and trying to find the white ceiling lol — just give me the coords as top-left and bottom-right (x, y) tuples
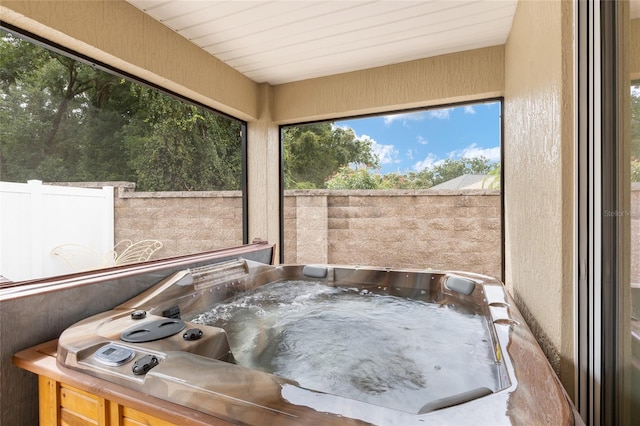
(126, 0), (518, 85)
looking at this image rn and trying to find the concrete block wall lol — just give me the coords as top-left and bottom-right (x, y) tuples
(114, 185), (244, 258)
(64, 181), (640, 296)
(292, 193), (329, 264)
(284, 189), (502, 280)
(106, 183), (502, 279)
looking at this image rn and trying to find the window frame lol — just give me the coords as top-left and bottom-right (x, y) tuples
(278, 98), (505, 280)
(0, 23), (249, 284)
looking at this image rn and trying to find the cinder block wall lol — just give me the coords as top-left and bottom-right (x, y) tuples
(65, 184), (504, 279)
(70, 182), (640, 286)
(114, 185), (244, 257)
(284, 189), (502, 279)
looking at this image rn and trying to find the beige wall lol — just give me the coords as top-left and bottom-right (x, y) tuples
(503, 0), (574, 395)
(272, 46), (504, 124)
(632, 18), (640, 79)
(246, 85), (281, 253)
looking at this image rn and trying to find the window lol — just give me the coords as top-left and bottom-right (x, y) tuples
(281, 100), (502, 279)
(0, 28), (247, 282)
(576, 2), (637, 423)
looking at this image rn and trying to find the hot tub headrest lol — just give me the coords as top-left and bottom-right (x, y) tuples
(444, 276), (475, 296)
(302, 265), (328, 279)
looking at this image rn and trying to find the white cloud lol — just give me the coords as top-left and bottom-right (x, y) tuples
(412, 153), (442, 171)
(332, 123), (351, 131)
(448, 143), (501, 162)
(372, 142), (399, 165)
(416, 135), (428, 145)
(383, 111), (426, 126)
(355, 133), (398, 166)
(464, 105), (476, 114)
(407, 149), (414, 160)
(411, 143), (500, 172)
(428, 108), (452, 119)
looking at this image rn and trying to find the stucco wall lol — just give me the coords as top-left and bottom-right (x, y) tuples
(632, 18), (640, 79)
(272, 46), (504, 124)
(503, 0), (574, 393)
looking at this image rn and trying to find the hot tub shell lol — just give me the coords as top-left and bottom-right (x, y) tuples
(57, 259), (579, 425)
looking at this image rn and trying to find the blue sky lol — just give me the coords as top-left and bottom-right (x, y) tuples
(335, 100), (501, 175)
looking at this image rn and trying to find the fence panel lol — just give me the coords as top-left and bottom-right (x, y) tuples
(0, 180), (114, 281)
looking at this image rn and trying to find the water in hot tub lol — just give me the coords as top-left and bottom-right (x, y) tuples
(187, 280), (499, 414)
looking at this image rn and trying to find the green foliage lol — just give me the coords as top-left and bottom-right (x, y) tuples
(484, 163), (501, 189)
(283, 123), (379, 189)
(632, 161), (640, 182)
(122, 88), (241, 191)
(0, 30), (242, 191)
(323, 159), (500, 190)
(632, 84), (640, 161)
(326, 167), (382, 189)
(325, 168), (436, 190)
(429, 157), (497, 186)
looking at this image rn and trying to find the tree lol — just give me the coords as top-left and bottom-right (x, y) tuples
(632, 84), (640, 161)
(123, 87), (242, 191)
(0, 33), (66, 181)
(283, 123), (379, 189)
(324, 158), (499, 190)
(76, 75), (139, 182)
(326, 168), (436, 190)
(0, 32), (133, 182)
(326, 166), (383, 189)
(428, 156), (497, 186)
(0, 29), (243, 191)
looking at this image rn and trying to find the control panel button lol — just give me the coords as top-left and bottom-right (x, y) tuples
(131, 310), (147, 320)
(183, 328), (203, 341)
(132, 354), (159, 375)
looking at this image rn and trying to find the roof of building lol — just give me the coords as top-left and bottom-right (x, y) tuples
(430, 174), (497, 190)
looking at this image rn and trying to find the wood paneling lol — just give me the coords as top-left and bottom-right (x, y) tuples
(39, 375), (179, 426)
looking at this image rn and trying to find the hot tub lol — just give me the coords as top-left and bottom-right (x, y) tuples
(57, 259), (578, 425)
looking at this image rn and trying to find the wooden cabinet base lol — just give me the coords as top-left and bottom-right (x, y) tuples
(13, 340), (229, 426)
(38, 375), (178, 426)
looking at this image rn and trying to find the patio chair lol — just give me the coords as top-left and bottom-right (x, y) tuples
(52, 240), (163, 272)
(113, 239), (164, 266)
(51, 244), (115, 272)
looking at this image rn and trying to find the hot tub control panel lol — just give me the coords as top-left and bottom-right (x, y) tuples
(57, 309), (234, 385)
(93, 343), (161, 376)
(94, 343), (135, 367)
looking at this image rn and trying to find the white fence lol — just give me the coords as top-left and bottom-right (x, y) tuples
(0, 180), (114, 282)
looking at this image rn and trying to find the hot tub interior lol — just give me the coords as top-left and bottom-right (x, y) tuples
(57, 259), (516, 423)
(184, 278), (500, 414)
